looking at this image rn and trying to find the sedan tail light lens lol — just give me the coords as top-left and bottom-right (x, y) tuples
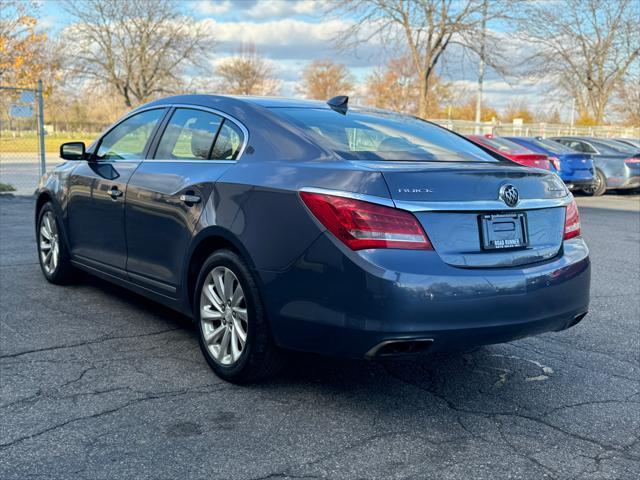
(299, 192), (432, 250)
(563, 199), (581, 240)
(624, 157), (640, 165)
(530, 159), (552, 170)
(548, 156), (561, 171)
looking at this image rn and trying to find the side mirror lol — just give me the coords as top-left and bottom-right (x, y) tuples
(60, 142), (86, 161)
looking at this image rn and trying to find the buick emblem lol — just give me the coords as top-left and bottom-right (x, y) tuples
(499, 184), (519, 207)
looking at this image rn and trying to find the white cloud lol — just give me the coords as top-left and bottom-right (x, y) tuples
(194, 0), (233, 16)
(192, 0), (317, 19)
(245, 0), (317, 19)
(207, 18), (344, 46)
(202, 17), (384, 67)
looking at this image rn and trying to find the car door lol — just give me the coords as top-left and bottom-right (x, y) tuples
(67, 108), (167, 276)
(125, 106), (245, 296)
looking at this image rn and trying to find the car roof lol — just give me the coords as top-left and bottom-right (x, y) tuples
(230, 95), (330, 109)
(550, 136), (592, 140)
(143, 94), (332, 110)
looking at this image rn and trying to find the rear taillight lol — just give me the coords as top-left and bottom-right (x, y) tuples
(624, 157), (640, 165)
(533, 159), (552, 170)
(299, 192), (432, 250)
(563, 199), (581, 240)
(548, 156), (561, 171)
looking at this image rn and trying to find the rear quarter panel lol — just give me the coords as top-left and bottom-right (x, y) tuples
(195, 159), (391, 272)
(593, 155), (628, 187)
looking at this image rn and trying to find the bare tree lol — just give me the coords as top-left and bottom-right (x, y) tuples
(611, 74), (640, 126)
(365, 57), (420, 114)
(365, 56), (452, 116)
(515, 0), (640, 124)
(60, 0), (214, 107)
(503, 98), (535, 123)
(215, 48), (281, 96)
(330, 0), (508, 118)
(297, 59), (354, 100)
(449, 96), (499, 121)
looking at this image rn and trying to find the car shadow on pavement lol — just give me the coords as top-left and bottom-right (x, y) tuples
(79, 271), (566, 412)
(75, 273), (534, 404)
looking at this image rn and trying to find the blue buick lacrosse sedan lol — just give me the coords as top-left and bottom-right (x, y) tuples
(36, 95), (590, 382)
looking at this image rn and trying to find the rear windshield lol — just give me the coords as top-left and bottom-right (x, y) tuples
(272, 107), (499, 162)
(529, 138), (577, 154)
(474, 136), (532, 154)
(592, 138), (638, 154)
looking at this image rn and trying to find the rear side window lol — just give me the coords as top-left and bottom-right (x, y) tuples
(568, 141), (596, 153)
(155, 109), (223, 160)
(96, 109), (165, 161)
(211, 120), (244, 160)
(272, 107), (498, 162)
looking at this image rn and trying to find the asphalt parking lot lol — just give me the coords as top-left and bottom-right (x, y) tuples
(1, 194), (639, 480)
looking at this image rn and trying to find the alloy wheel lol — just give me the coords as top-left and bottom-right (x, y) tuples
(592, 172), (602, 191)
(39, 211), (60, 275)
(199, 266), (248, 366)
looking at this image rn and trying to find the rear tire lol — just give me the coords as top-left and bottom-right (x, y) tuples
(36, 202), (76, 284)
(582, 169), (607, 196)
(194, 249), (285, 383)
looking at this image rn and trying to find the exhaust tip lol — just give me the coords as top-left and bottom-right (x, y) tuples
(366, 338), (434, 358)
(567, 311), (588, 329)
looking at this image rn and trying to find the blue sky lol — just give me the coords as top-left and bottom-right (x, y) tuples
(36, 0), (566, 118)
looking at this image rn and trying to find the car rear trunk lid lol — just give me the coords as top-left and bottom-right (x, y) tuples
(374, 161), (569, 268)
(561, 153), (592, 173)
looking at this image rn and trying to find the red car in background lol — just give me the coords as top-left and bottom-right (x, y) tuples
(467, 135), (554, 171)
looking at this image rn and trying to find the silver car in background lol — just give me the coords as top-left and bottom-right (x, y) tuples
(549, 136), (640, 196)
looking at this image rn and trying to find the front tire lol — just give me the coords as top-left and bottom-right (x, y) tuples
(36, 202), (76, 284)
(194, 249), (284, 383)
(582, 169), (607, 196)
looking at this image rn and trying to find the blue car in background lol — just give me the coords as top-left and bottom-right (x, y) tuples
(550, 136), (640, 196)
(505, 136), (594, 191)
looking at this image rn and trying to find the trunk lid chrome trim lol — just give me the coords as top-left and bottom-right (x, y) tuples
(300, 186), (573, 212)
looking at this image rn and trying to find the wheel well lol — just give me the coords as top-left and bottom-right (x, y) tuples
(186, 235), (239, 313)
(35, 193), (52, 221)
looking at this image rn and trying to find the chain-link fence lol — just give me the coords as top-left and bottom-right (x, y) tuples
(0, 82), (46, 196)
(433, 119), (640, 138)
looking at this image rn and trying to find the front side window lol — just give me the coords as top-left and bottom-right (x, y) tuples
(272, 107), (499, 162)
(96, 109), (165, 160)
(155, 109), (223, 160)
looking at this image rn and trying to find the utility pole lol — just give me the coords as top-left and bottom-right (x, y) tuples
(37, 79), (46, 177)
(474, 0), (488, 135)
(569, 97), (576, 135)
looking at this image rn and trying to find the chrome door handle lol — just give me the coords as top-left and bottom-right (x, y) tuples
(179, 194), (201, 204)
(108, 187), (123, 199)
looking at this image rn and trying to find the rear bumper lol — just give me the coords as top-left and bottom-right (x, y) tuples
(258, 235), (591, 358)
(619, 175), (640, 189)
(561, 170), (593, 188)
(567, 178), (594, 189)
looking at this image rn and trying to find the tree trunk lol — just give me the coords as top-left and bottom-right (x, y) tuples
(594, 98), (606, 125)
(418, 73), (428, 119)
(123, 85), (132, 108)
